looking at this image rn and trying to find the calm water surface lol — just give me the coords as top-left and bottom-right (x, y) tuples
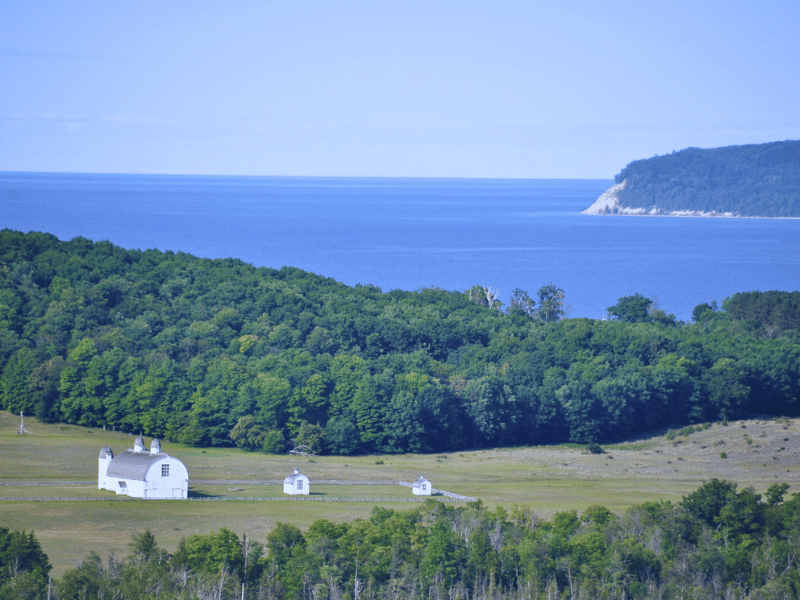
(2, 172), (799, 321)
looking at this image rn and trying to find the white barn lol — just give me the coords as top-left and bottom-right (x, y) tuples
(98, 437), (189, 499)
(283, 468), (309, 495)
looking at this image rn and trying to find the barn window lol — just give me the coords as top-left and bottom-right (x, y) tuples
(422, 484), (427, 491)
(162, 464), (170, 477)
(297, 479), (303, 490)
(118, 481), (127, 488)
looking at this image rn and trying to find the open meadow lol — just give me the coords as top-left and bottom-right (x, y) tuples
(1, 410), (798, 576)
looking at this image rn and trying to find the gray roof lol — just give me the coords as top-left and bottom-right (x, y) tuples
(284, 469), (306, 484)
(106, 450), (166, 481)
(412, 476), (430, 488)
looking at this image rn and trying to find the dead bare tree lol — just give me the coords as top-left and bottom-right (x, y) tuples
(289, 445), (316, 457)
(467, 285), (502, 310)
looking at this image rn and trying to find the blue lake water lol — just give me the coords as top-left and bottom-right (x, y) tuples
(2, 172), (799, 321)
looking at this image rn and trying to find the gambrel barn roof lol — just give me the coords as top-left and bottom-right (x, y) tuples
(106, 451), (167, 481)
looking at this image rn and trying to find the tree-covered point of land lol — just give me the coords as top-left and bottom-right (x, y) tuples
(1, 229), (800, 454)
(35, 480), (800, 600)
(612, 140), (800, 217)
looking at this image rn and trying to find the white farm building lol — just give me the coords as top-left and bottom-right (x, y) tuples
(412, 476), (432, 496)
(283, 469), (309, 495)
(98, 436), (189, 499)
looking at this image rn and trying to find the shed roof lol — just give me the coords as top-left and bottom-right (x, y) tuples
(284, 468), (307, 484)
(106, 450), (166, 481)
(412, 476), (430, 489)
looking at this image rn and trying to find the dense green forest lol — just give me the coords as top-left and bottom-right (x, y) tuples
(611, 140), (800, 217)
(4, 480), (800, 599)
(1, 229), (799, 454)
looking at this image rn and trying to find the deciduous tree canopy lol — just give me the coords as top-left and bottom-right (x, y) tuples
(43, 480), (800, 600)
(1, 230), (799, 453)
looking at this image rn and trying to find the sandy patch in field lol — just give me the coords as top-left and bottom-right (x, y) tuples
(490, 417), (799, 488)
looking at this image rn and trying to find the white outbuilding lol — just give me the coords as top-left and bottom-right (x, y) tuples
(412, 476), (432, 496)
(98, 436), (189, 499)
(283, 468), (309, 495)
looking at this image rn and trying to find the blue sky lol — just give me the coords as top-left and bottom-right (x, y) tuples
(2, 0), (798, 178)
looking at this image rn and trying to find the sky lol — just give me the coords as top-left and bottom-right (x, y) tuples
(1, 0), (799, 179)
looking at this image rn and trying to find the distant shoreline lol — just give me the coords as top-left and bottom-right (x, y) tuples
(583, 180), (800, 219)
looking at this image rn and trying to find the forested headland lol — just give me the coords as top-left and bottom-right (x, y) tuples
(4, 479), (800, 599)
(1, 229), (799, 454)
(591, 140), (800, 217)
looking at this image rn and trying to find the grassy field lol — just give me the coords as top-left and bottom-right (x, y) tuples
(1, 410), (798, 576)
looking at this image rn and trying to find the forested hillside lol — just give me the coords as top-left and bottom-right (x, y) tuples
(1, 229), (799, 453)
(612, 140), (800, 216)
(6, 480), (800, 600)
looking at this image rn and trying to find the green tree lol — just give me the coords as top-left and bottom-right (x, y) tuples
(325, 415), (360, 455)
(607, 293), (653, 323)
(292, 420), (326, 454)
(28, 356), (65, 422)
(129, 529), (158, 563)
(267, 522), (305, 568)
(183, 528), (244, 579)
(681, 479), (739, 526)
(536, 284), (565, 323)
(0, 347), (36, 414)
(57, 552), (105, 600)
(0, 528), (51, 597)
(582, 505), (612, 528)
(692, 301), (718, 323)
(261, 429), (285, 454)
(765, 482), (790, 506)
(465, 527), (499, 586)
(703, 357), (751, 419)
(462, 375), (519, 447)
(506, 288), (536, 317)
(229, 415), (269, 451)
(58, 338), (104, 427)
(420, 519), (465, 588)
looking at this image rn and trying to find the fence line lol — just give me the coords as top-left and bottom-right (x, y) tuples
(191, 479), (400, 486)
(0, 480), (399, 487)
(432, 488), (478, 502)
(0, 481), (476, 503)
(398, 481), (476, 502)
(0, 496), (459, 503)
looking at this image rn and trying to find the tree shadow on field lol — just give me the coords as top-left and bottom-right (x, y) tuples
(188, 489), (218, 498)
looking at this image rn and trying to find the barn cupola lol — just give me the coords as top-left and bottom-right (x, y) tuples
(133, 436), (145, 453)
(150, 439), (161, 455)
(98, 446), (114, 490)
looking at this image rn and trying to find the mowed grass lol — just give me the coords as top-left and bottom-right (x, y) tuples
(2, 410), (798, 576)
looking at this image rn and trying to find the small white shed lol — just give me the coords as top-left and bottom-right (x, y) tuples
(412, 476), (432, 496)
(283, 468), (309, 495)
